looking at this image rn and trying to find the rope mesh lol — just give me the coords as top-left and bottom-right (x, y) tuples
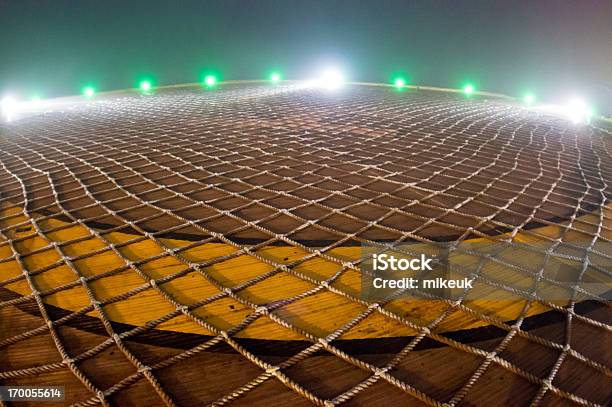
(0, 83), (610, 406)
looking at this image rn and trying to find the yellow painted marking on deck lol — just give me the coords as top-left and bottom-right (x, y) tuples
(0, 203), (609, 340)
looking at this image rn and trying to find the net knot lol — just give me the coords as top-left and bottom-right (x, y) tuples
(374, 367), (389, 376)
(97, 390), (106, 402)
(138, 365), (152, 373)
(265, 366), (280, 375)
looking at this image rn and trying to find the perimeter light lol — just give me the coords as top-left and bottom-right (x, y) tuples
(318, 68), (345, 89)
(394, 77), (407, 89)
(204, 75), (218, 87)
(565, 98), (594, 124)
(139, 80), (152, 92)
(1, 96), (18, 121)
(270, 72), (282, 83)
(523, 93), (536, 106)
(28, 94), (42, 108)
(83, 86), (95, 98)
(463, 84), (475, 96)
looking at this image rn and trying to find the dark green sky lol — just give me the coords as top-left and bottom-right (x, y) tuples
(1, 0), (611, 111)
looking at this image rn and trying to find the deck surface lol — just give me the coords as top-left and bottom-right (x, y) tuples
(0, 83), (610, 406)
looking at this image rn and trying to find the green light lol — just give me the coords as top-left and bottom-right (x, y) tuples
(394, 77), (407, 89)
(270, 72), (281, 83)
(31, 95), (42, 102)
(204, 75), (217, 87)
(83, 86), (95, 98)
(523, 93), (535, 105)
(463, 84), (475, 96)
(139, 80), (152, 92)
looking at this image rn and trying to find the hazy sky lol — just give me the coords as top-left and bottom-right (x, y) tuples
(1, 0), (611, 111)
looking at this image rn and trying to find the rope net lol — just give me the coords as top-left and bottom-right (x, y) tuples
(0, 83), (610, 406)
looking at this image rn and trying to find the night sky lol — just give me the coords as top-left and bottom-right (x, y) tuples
(1, 0), (611, 112)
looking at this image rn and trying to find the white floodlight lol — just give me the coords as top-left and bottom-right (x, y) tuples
(1, 96), (19, 121)
(317, 68), (345, 90)
(564, 98), (594, 124)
